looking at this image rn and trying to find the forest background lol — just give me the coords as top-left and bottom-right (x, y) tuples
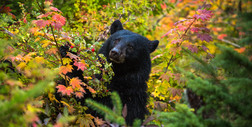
(0, 0), (251, 126)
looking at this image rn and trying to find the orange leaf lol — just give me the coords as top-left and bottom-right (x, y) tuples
(56, 85), (66, 94)
(30, 27), (39, 34)
(94, 117), (106, 126)
(65, 87), (73, 96)
(217, 34), (227, 40)
(45, 47), (58, 55)
(87, 86), (96, 94)
(235, 47), (246, 53)
(75, 92), (84, 99)
(59, 64), (72, 75)
(79, 87), (86, 93)
(69, 77), (82, 89)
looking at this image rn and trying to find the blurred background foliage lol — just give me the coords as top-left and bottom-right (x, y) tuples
(0, 0), (251, 126)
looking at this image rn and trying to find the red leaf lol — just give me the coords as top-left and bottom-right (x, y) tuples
(23, 17), (27, 23)
(73, 60), (87, 71)
(65, 87), (73, 96)
(193, 9), (213, 21)
(186, 44), (198, 53)
(56, 85), (66, 94)
(0, 6), (12, 13)
(161, 3), (167, 10)
(177, 23), (187, 31)
(217, 34), (227, 40)
(201, 45), (209, 52)
(171, 39), (182, 44)
(52, 13), (66, 25)
(50, 7), (62, 13)
(151, 54), (163, 61)
(51, 14), (66, 30)
(161, 29), (176, 38)
(32, 20), (50, 29)
(200, 27), (210, 33)
(56, 85), (74, 96)
(37, 12), (52, 18)
(174, 19), (188, 26)
(191, 27), (200, 32)
(51, 22), (63, 31)
(197, 33), (212, 42)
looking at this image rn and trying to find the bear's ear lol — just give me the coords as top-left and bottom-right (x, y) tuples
(110, 20), (124, 35)
(148, 40), (159, 53)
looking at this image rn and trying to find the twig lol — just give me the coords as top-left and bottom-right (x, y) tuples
(1, 26), (15, 37)
(164, 18), (196, 73)
(49, 24), (63, 65)
(219, 39), (241, 48)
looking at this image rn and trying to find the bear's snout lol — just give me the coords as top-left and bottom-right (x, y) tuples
(109, 48), (125, 63)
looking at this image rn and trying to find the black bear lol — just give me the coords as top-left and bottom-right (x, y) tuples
(58, 20), (159, 125)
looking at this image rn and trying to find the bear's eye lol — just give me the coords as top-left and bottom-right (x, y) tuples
(114, 38), (120, 45)
(127, 45), (134, 52)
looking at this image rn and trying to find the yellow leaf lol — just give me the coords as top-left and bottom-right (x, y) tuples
(62, 58), (72, 65)
(68, 41), (75, 47)
(48, 92), (59, 103)
(61, 101), (70, 108)
(40, 40), (51, 48)
(35, 56), (44, 63)
(34, 32), (44, 36)
(84, 76), (92, 80)
(34, 37), (41, 42)
(27, 104), (42, 113)
(17, 62), (26, 70)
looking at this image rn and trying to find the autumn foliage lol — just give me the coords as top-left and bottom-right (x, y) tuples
(0, 0), (251, 126)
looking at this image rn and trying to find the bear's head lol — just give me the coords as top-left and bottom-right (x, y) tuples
(100, 20), (159, 66)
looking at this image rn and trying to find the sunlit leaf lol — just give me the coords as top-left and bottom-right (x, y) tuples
(69, 77), (82, 89)
(73, 60), (87, 71)
(59, 64), (73, 75)
(75, 92), (84, 99)
(62, 58), (72, 65)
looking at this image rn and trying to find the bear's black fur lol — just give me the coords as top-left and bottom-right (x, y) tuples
(57, 20), (159, 125)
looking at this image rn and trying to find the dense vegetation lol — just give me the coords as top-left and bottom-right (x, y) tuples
(0, 0), (251, 126)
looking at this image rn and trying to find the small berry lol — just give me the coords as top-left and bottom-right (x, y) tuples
(70, 45), (74, 48)
(91, 48), (95, 52)
(106, 90), (109, 92)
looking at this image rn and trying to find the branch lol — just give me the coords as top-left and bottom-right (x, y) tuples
(164, 18), (197, 73)
(1, 26), (15, 37)
(49, 24), (63, 65)
(219, 39), (241, 48)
